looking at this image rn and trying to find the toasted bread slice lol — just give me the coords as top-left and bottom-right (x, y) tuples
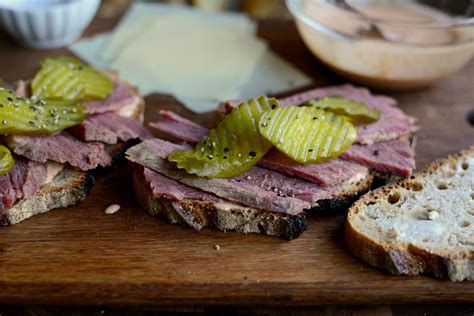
(345, 146), (474, 281)
(132, 165), (307, 240)
(1, 166), (94, 225)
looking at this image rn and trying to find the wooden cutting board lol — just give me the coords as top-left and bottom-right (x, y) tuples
(0, 19), (473, 306)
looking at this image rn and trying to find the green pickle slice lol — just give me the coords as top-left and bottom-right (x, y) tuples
(0, 145), (14, 176)
(305, 97), (380, 124)
(0, 88), (86, 135)
(168, 96), (278, 178)
(32, 56), (113, 101)
(259, 106), (357, 164)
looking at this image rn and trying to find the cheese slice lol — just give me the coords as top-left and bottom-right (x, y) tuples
(110, 15), (267, 100)
(100, 2), (257, 64)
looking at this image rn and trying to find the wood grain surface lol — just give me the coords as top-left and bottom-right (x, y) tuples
(0, 18), (473, 307)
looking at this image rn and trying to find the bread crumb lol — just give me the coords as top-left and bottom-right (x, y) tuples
(428, 210), (439, 220)
(105, 204), (121, 214)
(214, 244), (220, 250)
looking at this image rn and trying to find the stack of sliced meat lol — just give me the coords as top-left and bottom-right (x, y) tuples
(133, 84), (418, 225)
(1, 80), (151, 215)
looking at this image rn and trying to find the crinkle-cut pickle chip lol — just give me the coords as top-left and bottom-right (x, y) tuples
(0, 88), (86, 135)
(0, 145), (14, 176)
(305, 97), (380, 124)
(259, 106), (357, 164)
(31, 56), (113, 101)
(168, 96), (278, 178)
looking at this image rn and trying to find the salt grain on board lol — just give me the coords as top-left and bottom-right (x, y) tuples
(105, 204), (121, 214)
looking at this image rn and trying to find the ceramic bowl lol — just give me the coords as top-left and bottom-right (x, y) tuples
(0, 0), (100, 49)
(286, 0), (474, 90)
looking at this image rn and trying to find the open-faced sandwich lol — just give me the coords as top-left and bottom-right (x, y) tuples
(126, 84), (418, 240)
(0, 56), (151, 225)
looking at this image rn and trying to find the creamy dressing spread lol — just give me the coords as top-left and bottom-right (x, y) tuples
(44, 161), (65, 184)
(394, 220), (446, 242)
(213, 201), (258, 212)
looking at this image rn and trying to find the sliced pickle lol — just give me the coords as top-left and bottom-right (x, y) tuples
(0, 145), (14, 176)
(0, 88), (86, 135)
(168, 96), (278, 178)
(305, 97), (380, 124)
(259, 106), (357, 164)
(76, 66), (114, 101)
(32, 56), (113, 101)
(31, 63), (85, 100)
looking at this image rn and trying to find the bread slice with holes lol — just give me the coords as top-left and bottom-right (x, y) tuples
(345, 146), (474, 281)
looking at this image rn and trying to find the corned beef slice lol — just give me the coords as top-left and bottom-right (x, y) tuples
(126, 139), (321, 214)
(70, 112), (152, 144)
(150, 110), (414, 179)
(143, 167), (219, 202)
(83, 82), (138, 114)
(259, 149), (367, 186)
(149, 111), (209, 143)
(0, 158), (46, 214)
(218, 85), (418, 145)
(6, 132), (112, 171)
(150, 111), (366, 186)
(149, 111), (208, 143)
(340, 140), (415, 178)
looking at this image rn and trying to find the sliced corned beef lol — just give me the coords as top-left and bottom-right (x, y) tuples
(70, 112), (152, 144)
(126, 139), (314, 214)
(83, 82), (139, 114)
(259, 149), (368, 187)
(217, 85), (418, 145)
(149, 110), (366, 186)
(231, 164), (343, 206)
(6, 132), (112, 171)
(149, 111), (209, 143)
(0, 157), (46, 214)
(279, 84), (419, 145)
(143, 167), (219, 202)
(340, 139), (415, 177)
(355, 105), (417, 145)
(278, 84), (397, 108)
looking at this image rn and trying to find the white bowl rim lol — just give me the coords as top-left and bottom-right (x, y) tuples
(0, 0), (94, 13)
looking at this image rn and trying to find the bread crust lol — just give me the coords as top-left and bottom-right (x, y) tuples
(310, 171), (375, 215)
(345, 146), (474, 281)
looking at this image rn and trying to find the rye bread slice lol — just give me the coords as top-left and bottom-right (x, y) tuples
(1, 166), (94, 225)
(132, 165), (307, 240)
(345, 146), (474, 281)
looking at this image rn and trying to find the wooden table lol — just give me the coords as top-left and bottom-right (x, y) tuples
(0, 15), (473, 315)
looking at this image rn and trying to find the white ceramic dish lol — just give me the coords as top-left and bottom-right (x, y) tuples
(286, 0), (474, 90)
(0, 0), (100, 49)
